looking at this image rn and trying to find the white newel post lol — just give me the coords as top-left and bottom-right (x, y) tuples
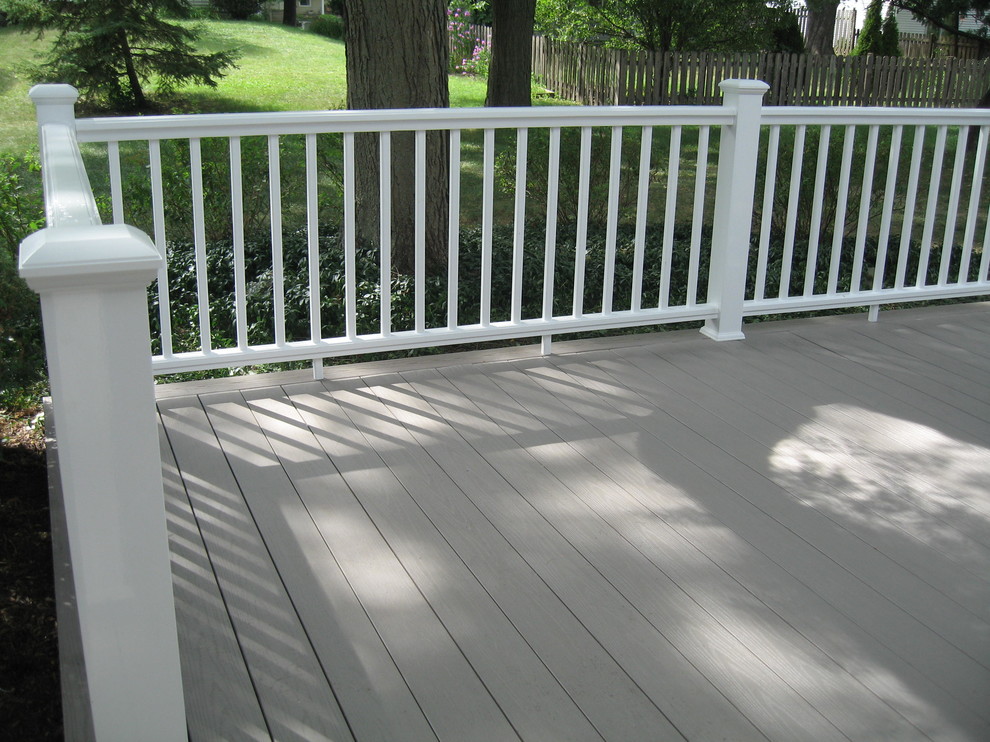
(701, 79), (769, 341)
(20, 87), (186, 742)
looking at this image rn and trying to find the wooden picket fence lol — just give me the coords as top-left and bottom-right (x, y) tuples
(899, 32), (986, 60)
(530, 37), (990, 107)
(450, 23), (990, 107)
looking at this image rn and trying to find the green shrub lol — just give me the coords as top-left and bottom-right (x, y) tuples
(211, 0), (264, 20)
(149, 220), (709, 357)
(0, 152), (46, 390)
(310, 14), (345, 40)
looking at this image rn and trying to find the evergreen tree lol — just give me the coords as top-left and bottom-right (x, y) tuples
(880, 9), (902, 55)
(853, 0), (885, 55)
(2, 0), (237, 110)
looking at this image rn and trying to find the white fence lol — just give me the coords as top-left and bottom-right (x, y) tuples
(17, 82), (990, 737)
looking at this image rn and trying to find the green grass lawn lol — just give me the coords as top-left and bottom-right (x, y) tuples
(0, 19), (490, 153)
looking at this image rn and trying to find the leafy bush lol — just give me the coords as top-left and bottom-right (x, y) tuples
(310, 14), (345, 40)
(448, 5), (490, 75)
(149, 220), (709, 357)
(853, 0), (899, 57)
(211, 0), (263, 20)
(0, 152), (46, 391)
(767, 5), (805, 54)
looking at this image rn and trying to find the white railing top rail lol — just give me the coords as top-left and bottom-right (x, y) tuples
(74, 104), (735, 142)
(761, 106), (990, 127)
(31, 86), (102, 228)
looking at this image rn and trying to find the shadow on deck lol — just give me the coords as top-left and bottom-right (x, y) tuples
(156, 303), (990, 742)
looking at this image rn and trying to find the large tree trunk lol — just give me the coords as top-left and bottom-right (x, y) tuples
(805, 0), (839, 55)
(486, 0), (536, 106)
(343, 0), (449, 275)
(282, 0), (297, 27)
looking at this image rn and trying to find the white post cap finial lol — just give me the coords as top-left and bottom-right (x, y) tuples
(718, 79), (771, 96)
(29, 84), (80, 126)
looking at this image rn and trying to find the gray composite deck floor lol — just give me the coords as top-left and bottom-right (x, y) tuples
(155, 302), (990, 742)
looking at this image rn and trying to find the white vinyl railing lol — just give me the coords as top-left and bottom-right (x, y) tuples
(77, 100), (741, 372)
(748, 108), (990, 318)
(65, 86), (989, 375)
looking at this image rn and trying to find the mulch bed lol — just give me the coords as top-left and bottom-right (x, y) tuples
(1, 413), (62, 740)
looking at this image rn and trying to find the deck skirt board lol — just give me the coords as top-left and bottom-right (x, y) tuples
(157, 304), (990, 742)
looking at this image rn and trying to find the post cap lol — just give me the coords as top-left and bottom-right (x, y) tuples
(718, 79), (771, 96)
(29, 84), (80, 105)
(19, 224), (162, 293)
(29, 85), (80, 126)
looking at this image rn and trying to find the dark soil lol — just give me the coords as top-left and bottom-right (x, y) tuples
(1, 419), (62, 740)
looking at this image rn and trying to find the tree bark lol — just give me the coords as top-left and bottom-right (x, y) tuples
(805, 0), (840, 55)
(118, 30), (146, 109)
(486, 0), (537, 106)
(343, 0), (449, 275)
(283, 0), (297, 26)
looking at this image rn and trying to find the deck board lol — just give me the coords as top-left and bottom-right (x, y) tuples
(160, 395), (354, 742)
(157, 303), (990, 742)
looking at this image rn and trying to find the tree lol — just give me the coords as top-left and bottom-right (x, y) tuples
(805, 0), (840, 54)
(211, 0), (263, 18)
(2, 0), (237, 110)
(768, 5), (806, 53)
(282, 0), (297, 26)
(486, 0), (537, 106)
(888, 0), (989, 44)
(853, 0), (885, 54)
(343, 0), (449, 274)
(536, 0), (797, 53)
(889, 0), (990, 104)
(879, 9), (902, 55)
